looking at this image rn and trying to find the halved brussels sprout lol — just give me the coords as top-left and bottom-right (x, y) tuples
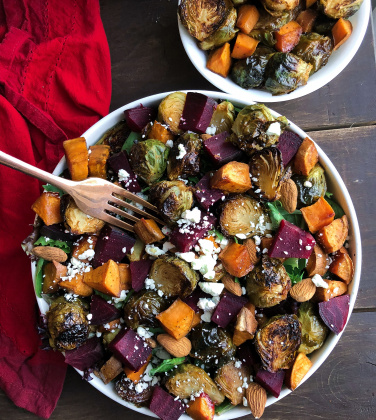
(149, 180), (194, 223)
(129, 139), (169, 185)
(249, 147), (284, 202)
(261, 0), (299, 13)
(214, 361), (250, 405)
(167, 133), (202, 180)
(298, 302), (329, 354)
(179, 0), (232, 42)
(264, 53), (312, 95)
(319, 0), (363, 19)
(116, 374), (153, 406)
(254, 6), (301, 31)
(255, 314), (302, 372)
(98, 120), (131, 155)
(208, 101), (236, 134)
(149, 255), (199, 298)
(165, 364), (225, 405)
(249, 30), (277, 47)
(102, 327), (121, 347)
(220, 195), (272, 238)
(293, 33), (333, 75)
(158, 92), (186, 135)
(293, 164), (327, 207)
(246, 256), (291, 308)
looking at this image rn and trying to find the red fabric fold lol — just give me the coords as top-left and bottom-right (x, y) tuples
(0, 0), (111, 417)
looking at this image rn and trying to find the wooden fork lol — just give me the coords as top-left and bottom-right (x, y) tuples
(0, 150), (164, 232)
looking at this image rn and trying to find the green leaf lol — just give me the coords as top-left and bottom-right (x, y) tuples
(147, 327), (165, 334)
(234, 277), (240, 284)
(267, 201), (304, 230)
(34, 236), (72, 253)
(234, 106), (243, 114)
(188, 176), (200, 184)
(325, 197), (345, 219)
(215, 399), (234, 415)
(209, 229), (224, 242)
(233, 236), (239, 244)
(141, 186), (151, 193)
(283, 258), (307, 284)
(94, 290), (113, 301)
(121, 131), (141, 153)
(35, 258), (46, 298)
(123, 289), (135, 305)
(42, 184), (65, 197)
(325, 191), (333, 198)
(150, 357), (186, 375)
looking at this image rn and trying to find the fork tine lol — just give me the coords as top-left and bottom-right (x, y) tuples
(104, 203), (140, 223)
(111, 184), (157, 212)
(101, 212), (135, 233)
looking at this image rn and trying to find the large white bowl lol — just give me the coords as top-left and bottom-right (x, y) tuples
(178, 1), (371, 102)
(32, 91), (361, 418)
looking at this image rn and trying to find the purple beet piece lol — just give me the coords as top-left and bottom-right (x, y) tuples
(170, 213), (216, 252)
(108, 327), (152, 371)
(236, 342), (260, 367)
(92, 224), (136, 268)
(90, 295), (121, 325)
(204, 131), (244, 165)
(65, 337), (104, 371)
(182, 288), (210, 312)
(211, 292), (248, 328)
(149, 386), (185, 420)
(124, 104), (156, 132)
(268, 219), (315, 259)
(277, 131), (303, 167)
(194, 173), (224, 211)
(255, 369), (285, 398)
(319, 294), (350, 335)
(130, 258), (153, 292)
(178, 92), (216, 134)
(108, 150), (141, 192)
(40, 223), (78, 242)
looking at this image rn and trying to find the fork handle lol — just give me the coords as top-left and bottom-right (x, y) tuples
(0, 150), (74, 191)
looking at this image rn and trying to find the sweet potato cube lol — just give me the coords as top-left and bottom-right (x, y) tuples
(316, 215), (348, 253)
(332, 18), (352, 51)
(88, 145), (110, 179)
(231, 33), (259, 59)
(42, 261), (67, 294)
(124, 354), (152, 383)
(285, 353), (313, 391)
(233, 306), (258, 346)
(191, 312), (202, 329)
(134, 218), (165, 244)
(72, 235), (98, 263)
(59, 272), (93, 297)
(210, 161), (251, 193)
(97, 319), (121, 333)
(118, 263), (132, 291)
(293, 137), (319, 176)
(329, 248), (354, 284)
(260, 237), (274, 251)
(296, 9), (318, 33)
(306, 243), (329, 277)
(219, 242), (254, 277)
(156, 298), (195, 340)
(313, 279), (347, 302)
(147, 120), (174, 144)
(236, 5), (260, 34)
(206, 43), (232, 78)
(301, 197), (335, 233)
(275, 21), (303, 53)
(98, 356), (123, 385)
(187, 393), (215, 420)
(63, 137), (89, 181)
(83, 259), (121, 297)
(31, 192), (63, 226)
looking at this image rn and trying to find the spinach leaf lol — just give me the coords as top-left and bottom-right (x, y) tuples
(150, 357), (186, 375)
(42, 184), (65, 197)
(188, 176), (200, 184)
(147, 327), (165, 334)
(209, 229), (224, 241)
(325, 197), (345, 219)
(267, 201), (304, 230)
(283, 258), (307, 284)
(215, 399), (234, 415)
(34, 236), (72, 253)
(122, 131), (141, 153)
(94, 290), (113, 301)
(35, 258), (46, 298)
(325, 191), (333, 198)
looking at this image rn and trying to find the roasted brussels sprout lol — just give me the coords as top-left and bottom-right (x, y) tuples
(179, 0), (232, 42)
(166, 364), (225, 405)
(190, 323), (236, 362)
(214, 361), (250, 405)
(149, 180), (194, 223)
(167, 133), (202, 180)
(293, 164), (327, 207)
(98, 120), (131, 155)
(298, 302), (329, 354)
(116, 374), (153, 406)
(158, 92), (186, 135)
(220, 195), (272, 238)
(262, 0), (299, 13)
(124, 290), (170, 329)
(254, 6), (301, 30)
(264, 53), (312, 95)
(102, 327), (121, 347)
(249, 147), (284, 202)
(255, 314), (302, 372)
(129, 139), (169, 185)
(246, 256), (291, 308)
(293, 33), (333, 74)
(319, 0), (363, 19)
(46, 296), (89, 351)
(208, 101), (236, 134)
(149, 255), (199, 298)
(249, 30), (277, 47)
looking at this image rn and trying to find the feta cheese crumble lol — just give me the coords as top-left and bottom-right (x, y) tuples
(198, 282), (224, 296)
(312, 274), (329, 288)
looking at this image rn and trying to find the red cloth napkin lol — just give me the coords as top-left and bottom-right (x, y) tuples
(0, 0), (111, 418)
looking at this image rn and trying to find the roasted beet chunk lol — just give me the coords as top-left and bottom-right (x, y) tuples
(130, 258), (153, 292)
(178, 92), (216, 134)
(194, 173), (224, 211)
(65, 337), (104, 371)
(108, 150), (141, 192)
(90, 295), (121, 325)
(255, 369), (285, 398)
(124, 104), (156, 132)
(319, 294), (350, 334)
(149, 386), (185, 420)
(277, 131), (303, 167)
(182, 288), (210, 312)
(211, 292), (248, 328)
(40, 223), (78, 242)
(203, 131), (244, 165)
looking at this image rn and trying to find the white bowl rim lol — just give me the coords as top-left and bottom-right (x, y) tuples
(32, 90), (362, 419)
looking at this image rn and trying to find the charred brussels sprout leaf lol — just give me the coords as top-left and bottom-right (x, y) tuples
(98, 120), (131, 155)
(264, 53), (312, 95)
(158, 92), (186, 135)
(209, 101), (236, 134)
(246, 255), (291, 308)
(214, 361), (250, 405)
(313, 15), (337, 35)
(298, 302), (329, 354)
(254, 7), (301, 31)
(293, 33), (333, 74)
(149, 180), (193, 223)
(255, 314), (302, 372)
(129, 139), (169, 185)
(116, 374), (153, 406)
(262, 0), (299, 13)
(293, 164), (327, 207)
(319, 0), (363, 19)
(249, 30), (277, 47)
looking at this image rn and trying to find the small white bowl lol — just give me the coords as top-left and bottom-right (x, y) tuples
(178, 1), (371, 102)
(32, 91), (361, 419)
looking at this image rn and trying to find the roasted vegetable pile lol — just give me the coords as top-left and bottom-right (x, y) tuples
(24, 92), (354, 420)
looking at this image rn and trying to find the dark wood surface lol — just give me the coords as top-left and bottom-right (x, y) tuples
(2, 1), (376, 419)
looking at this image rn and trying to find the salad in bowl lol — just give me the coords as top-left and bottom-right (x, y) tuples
(23, 91), (360, 419)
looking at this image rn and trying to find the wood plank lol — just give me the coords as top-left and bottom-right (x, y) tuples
(100, 0), (376, 131)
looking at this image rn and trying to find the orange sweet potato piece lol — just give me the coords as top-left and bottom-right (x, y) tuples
(260, 237), (274, 251)
(231, 33), (259, 59)
(191, 312), (202, 329)
(72, 235), (98, 263)
(133, 218), (165, 244)
(147, 120), (174, 144)
(210, 161), (251, 193)
(97, 319), (121, 333)
(301, 197), (335, 233)
(187, 393), (215, 420)
(156, 298), (195, 340)
(124, 354), (152, 383)
(233, 306), (258, 346)
(206, 43), (232, 78)
(219, 242), (253, 277)
(63, 137), (89, 181)
(98, 356), (123, 385)
(306, 243), (329, 277)
(83, 259), (121, 297)
(329, 247), (354, 284)
(236, 5), (260, 34)
(296, 9), (318, 33)
(88, 145), (110, 179)
(31, 192), (63, 226)
(59, 272), (93, 297)
(332, 18), (352, 51)
(313, 279), (347, 302)
(42, 261), (67, 294)
(293, 137), (319, 176)
(316, 215), (348, 253)
(285, 353), (313, 390)
(118, 263), (132, 291)
(275, 21), (303, 53)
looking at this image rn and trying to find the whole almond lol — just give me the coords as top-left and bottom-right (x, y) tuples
(32, 246), (67, 262)
(290, 278), (316, 302)
(244, 238), (260, 265)
(246, 382), (267, 419)
(145, 337), (157, 349)
(157, 334), (191, 357)
(280, 179), (298, 214)
(221, 274), (242, 297)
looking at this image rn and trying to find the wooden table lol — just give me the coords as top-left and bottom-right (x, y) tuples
(1, 1), (376, 419)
